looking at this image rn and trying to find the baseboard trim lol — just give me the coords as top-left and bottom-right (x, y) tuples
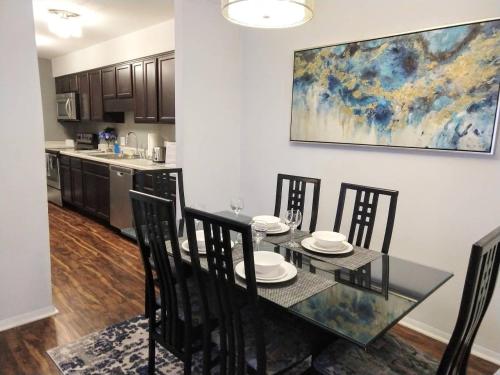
(400, 317), (500, 366)
(0, 305), (58, 332)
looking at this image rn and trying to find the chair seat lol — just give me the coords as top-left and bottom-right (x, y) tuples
(313, 333), (439, 375)
(155, 277), (204, 327)
(243, 308), (312, 374)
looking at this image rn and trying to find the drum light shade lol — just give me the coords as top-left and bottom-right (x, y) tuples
(221, 0), (314, 29)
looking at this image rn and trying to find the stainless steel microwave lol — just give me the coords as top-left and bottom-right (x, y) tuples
(56, 92), (79, 121)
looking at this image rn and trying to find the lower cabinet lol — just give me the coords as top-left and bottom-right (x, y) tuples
(82, 161), (110, 220)
(60, 163), (72, 203)
(61, 156), (110, 222)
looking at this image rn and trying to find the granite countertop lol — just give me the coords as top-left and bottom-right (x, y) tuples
(59, 149), (177, 171)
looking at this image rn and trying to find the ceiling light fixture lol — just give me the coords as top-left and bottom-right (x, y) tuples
(221, 0), (314, 29)
(47, 9), (82, 38)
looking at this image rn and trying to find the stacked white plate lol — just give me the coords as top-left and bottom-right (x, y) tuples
(252, 215), (289, 234)
(181, 230), (234, 254)
(301, 231), (353, 254)
(235, 251), (297, 283)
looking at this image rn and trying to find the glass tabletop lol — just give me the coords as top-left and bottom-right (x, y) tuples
(215, 211), (453, 348)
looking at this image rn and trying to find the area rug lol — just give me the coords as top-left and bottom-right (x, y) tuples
(48, 315), (310, 374)
(47, 315), (194, 374)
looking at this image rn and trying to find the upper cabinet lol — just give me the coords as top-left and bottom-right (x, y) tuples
(116, 64), (133, 98)
(89, 70), (103, 121)
(53, 51), (175, 124)
(55, 74), (78, 94)
(78, 72), (91, 121)
(158, 53), (175, 124)
(133, 59), (158, 123)
(101, 66), (116, 99)
(68, 75), (78, 92)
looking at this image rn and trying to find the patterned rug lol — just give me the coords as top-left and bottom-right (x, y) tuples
(48, 315), (310, 374)
(47, 315), (195, 374)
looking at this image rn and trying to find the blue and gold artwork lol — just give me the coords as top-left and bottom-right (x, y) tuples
(291, 20), (500, 153)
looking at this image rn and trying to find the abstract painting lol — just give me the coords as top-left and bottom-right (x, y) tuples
(291, 19), (500, 153)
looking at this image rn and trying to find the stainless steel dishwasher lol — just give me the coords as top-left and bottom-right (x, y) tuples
(109, 165), (134, 229)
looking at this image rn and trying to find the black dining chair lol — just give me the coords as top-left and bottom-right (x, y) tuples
(130, 190), (203, 375)
(334, 182), (398, 254)
(185, 207), (314, 374)
(123, 168), (186, 239)
(312, 225), (500, 375)
(274, 173), (321, 233)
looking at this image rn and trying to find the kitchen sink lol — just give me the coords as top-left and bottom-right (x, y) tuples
(94, 153), (140, 160)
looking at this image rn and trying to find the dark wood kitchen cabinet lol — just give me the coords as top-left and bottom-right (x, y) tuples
(101, 66), (116, 99)
(89, 70), (103, 121)
(78, 72), (91, 121)
(60, 156), (72, 204)
(132, 61), (145, 121)
(116, 64), (133, 98)
(133, 58), (158, 122)
(55, 75), (78, 93)
(70, 158), (84, 208)
(55, 77), (65, 94)
(158, 53), (175, 123)
(61, 156), (110, 221)
(68, 74), (78, 92)
(82, 161), (110, 220)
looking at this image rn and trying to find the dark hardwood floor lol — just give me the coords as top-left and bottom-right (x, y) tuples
(0, 204), (497, 374)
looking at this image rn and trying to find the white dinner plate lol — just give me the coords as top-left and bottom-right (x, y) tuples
(301, 237), (353, 255)
(235, 261), (297, 284)
(181, 240), (234, 255)
(265, 222), (290, 235)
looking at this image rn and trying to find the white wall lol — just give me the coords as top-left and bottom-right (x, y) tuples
(175, 0), (242, 210)
(239, 0), (500, 362)
(38, 58), (73, 141)
(52, 19), (175, 77)
(0, 0), (55, 330)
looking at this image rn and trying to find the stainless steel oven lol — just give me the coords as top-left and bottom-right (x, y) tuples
(56, 92), (79, 121)
(46, 151), (62, 206)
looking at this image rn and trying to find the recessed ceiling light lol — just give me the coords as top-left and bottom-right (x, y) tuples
(221, 0), (314, 29)
(47, 8), (82, 38)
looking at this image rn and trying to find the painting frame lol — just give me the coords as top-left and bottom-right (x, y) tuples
(289, 18), (500, 155)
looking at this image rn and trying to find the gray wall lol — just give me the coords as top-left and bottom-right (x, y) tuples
(38, 58), (73, 141)
(239, 0), (500, 360)
(0, 0), (54, 329)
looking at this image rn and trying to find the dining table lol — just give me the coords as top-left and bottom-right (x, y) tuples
(171, 210), (453, 349)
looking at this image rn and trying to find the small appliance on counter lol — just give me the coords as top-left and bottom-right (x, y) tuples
(147, 133), (161, 159)
(75, 132), (99, 150)
(152, 146), (166, 163)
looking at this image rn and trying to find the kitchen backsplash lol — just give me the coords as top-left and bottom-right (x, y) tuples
(69, 112), (175, 149)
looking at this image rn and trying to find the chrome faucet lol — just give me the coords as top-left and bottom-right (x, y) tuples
(126, 132), (139, 156)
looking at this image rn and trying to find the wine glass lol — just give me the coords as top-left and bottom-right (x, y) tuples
(283, 208), (302, 248)
(230, 197), (244, 216)
(251, 220), (268, 252)
(230, 197), (244, 244)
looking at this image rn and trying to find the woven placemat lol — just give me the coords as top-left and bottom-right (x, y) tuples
(234, 266), (336, 308)
(166, 239), (335, 308)
(279, 239), (381, 271)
